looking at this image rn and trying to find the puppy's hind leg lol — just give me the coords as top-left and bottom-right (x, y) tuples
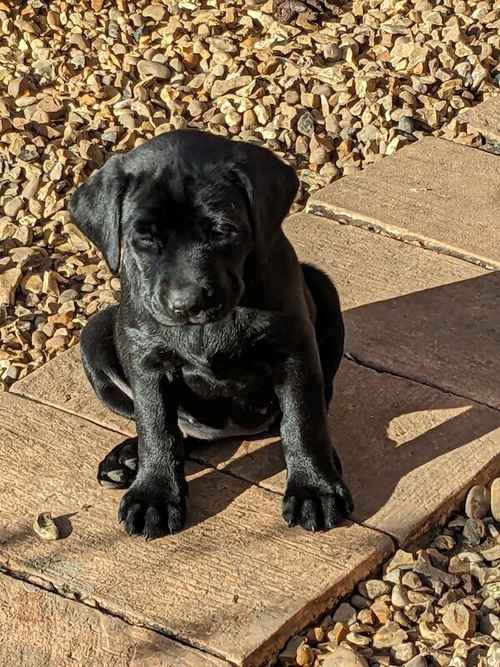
(301, 263), (344, 407)
(80, 305), (134, 419)
(80, 306), (138, 488)
(302, 263), (345, 476)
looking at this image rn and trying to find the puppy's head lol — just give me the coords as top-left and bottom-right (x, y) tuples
(69, 131), (298, 326)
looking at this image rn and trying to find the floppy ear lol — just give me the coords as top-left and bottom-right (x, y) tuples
(68, 154), (127, 273)
(233, 144), (299, 261)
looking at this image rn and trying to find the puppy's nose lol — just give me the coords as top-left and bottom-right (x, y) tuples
(168, 286), (210, 318)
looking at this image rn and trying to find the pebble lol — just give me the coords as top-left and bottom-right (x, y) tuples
(491, 478), (500, 521)
(404, 658), (429, 667)
(333, 603), (357, 625)
(359, 580), (390, 600)
(33, 512), (60, 541)
(465, 485), (490, 519)
(463, 518), (486, 545)
(143, 5), (166, 21)
(442, 602), (477, 638)
(295, 643), (313, 666)
(373, 622), (409, 649)
(322, 646), (369, 667)
(392, 584), (410, 608)
(137, 60), (170, 80)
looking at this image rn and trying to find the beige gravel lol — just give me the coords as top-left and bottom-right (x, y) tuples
(280, 480), (500, 667)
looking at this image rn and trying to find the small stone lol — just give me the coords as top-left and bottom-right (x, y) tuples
(482, 545), (500, 562)
(4, 197), (23, 218)
(346, 631), (370, 647)
(296, 643), (313, 666)
(404, 658), (429, 667)
(391, 642), (417, 663)
(465, 485), (490, 519)
(491, 478), (500, 521)
(392, 584), (410, 608)
(297, 112), (315, 137)
(414, 556), (460, 587)
(242, 110), (257, 129)
(33, 512), (60, 541)
(350, 594), (371, 610)
(372, 598), (392, 624)
(32, 331), (47, 350)
(280, 635), (302, 663)
(137, 60), (170, 79)
(442, 602), (477, 639)
(373, 622), (409, 649)
(143, 5), (166, 20)
(45, 335), (67, 351)
(402, 572), (422, 589)
(333, 602), (357, 625)
(327, 622), (348, 645)
(487, 644), (500, 666)
(322, 646), (369, 667)
(0, 268), (22, 305)
(211, 76), (252, 98)
(21, 273), (43, 294)
(386, 550), (416, 573)
(358, 579), (390, 600)
(463, 518), (486, 545)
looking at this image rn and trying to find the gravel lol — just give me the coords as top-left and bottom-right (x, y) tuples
(0, 0), (498, 386)
(279, 479), (500, 666)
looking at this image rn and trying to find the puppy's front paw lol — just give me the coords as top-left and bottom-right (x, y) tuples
(118, 474), (186, 539)
(283, 475), (353, 532)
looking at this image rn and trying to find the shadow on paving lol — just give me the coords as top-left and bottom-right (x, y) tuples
(185, 271), (500, 531)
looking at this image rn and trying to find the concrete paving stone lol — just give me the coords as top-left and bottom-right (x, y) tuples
(307, 136), (500, 269)
(0, 391), (392, 667)
(285, 213), (500, 410)
(0, 572), (229, 667)
(458, 94), (500, 143)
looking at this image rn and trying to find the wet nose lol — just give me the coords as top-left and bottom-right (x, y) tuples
(168, 286), (213, 318)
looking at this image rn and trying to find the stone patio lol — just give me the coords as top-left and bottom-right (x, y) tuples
(1, 97), (500, 665)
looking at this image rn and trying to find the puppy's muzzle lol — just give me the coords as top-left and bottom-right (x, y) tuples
(167, 285), (218, 322)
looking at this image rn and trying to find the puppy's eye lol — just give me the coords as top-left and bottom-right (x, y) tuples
(213, 223), (238, 238)
(133, 231), (158, 250)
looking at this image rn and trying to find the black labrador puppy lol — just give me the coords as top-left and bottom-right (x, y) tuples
(70, 129), (353, 539)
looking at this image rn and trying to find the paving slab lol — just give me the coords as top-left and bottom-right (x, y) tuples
(286, 213), (500, 410)
(0, 572), (229, 667)
(0, 391), (392, 667)
(12, 344), (500, 545)
(458, 94), (500, 143)
(307, 136), (500, 269)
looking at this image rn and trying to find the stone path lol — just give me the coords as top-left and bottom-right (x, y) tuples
(2, 97), (500, 665)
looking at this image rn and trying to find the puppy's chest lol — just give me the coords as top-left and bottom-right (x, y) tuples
(165, 312), (279, 395)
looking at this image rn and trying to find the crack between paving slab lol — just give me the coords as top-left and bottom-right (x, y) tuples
(306, 204), (500, 272)
(0, 561), (235, 666)
(344, 351), (499, 412)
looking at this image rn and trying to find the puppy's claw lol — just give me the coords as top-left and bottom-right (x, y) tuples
(106, 469), (127, 483)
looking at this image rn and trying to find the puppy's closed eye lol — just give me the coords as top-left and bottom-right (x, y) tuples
(133, 223), (160, 251)
(212, 222), (239, 239)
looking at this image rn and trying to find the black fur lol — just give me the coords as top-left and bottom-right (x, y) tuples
(70, 129), (353, 539)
